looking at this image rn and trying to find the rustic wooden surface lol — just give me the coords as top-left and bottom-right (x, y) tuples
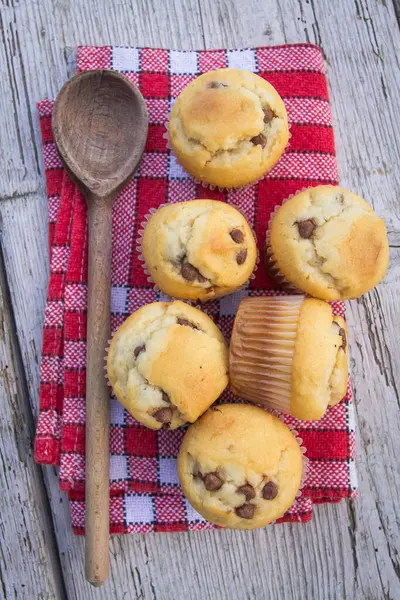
(0, 0), (399, 598)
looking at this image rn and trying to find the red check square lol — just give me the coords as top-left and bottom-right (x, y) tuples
(140, 72), (169, 98)
(126, 427), (157, 457)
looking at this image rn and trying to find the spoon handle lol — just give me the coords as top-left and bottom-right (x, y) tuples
(85, 195), (113, 587)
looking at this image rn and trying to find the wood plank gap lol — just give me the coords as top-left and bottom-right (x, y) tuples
(392, 0), (400, 28)
(196, 0), (207, 48)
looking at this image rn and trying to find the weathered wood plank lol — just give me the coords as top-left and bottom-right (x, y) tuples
(0, 0), (399, 598)
(0, 241), (66, 599)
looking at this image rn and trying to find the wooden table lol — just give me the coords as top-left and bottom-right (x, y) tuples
(0, 1), (399, 598)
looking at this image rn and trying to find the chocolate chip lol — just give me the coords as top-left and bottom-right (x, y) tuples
(262, 481), (278, 500)
(208, 81), (228, 89)
(237, 484), (256, 501)
(204, 472), (223, 491)
(235, 503), (255, 519)
(153, 407), (172, 425)
(263, 108), (274, 123)
(181, 261), (207, 283)
(230, 229), (244, 244)
(339, 327), (347, 351)
(134, 344), (145, 358)
(236, 249), (247, 265)
(177, 317), (198, 329)
(162, 391), (171, 404)
(297, 219), (317, 239)
(250, 133), (267, 147)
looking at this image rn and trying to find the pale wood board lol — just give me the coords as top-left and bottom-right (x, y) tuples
(0, 232), (65, 599)
(0, 0), (399, 598)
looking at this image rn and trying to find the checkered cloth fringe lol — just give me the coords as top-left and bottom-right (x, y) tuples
(34, 44), (357, 535)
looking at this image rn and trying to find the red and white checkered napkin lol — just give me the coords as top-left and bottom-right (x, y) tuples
(34, 44), (357, 535)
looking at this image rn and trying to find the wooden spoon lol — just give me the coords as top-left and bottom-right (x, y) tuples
(53, 70), (148, 587)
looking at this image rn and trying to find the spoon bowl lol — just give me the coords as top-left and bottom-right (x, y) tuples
(53, 69), (148, 198)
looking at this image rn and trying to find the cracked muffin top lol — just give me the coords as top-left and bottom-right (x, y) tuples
(107, 301), (229, 430)
(269, 185), (389, 300)
(141, 200), (257, 300)
(177, 404), (303, 529)
(169, 68), (289, 188)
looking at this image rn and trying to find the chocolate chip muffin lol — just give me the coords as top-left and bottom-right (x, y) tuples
(177, 404), (303, 529)
(229, 296), (348, 420)
(141, 200), (257, 301)
(107, 301), (229, 430)
(169, 68), (289, 188)
(266, 185), (389, 300)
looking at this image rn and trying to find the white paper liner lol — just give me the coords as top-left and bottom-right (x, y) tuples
(163, 120), (292, 192)
(104, 340), (112, 387)
(264, 187), (312, 293)
(136, 201), (260, 304)
(230, 296), (304, 414)
(276, 412), (310, 497)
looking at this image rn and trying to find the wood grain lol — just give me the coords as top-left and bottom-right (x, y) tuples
(0, 0), (399, 598)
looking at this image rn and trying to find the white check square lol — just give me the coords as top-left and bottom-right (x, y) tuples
(168, 154), (189, 179)
(110, 455), (128, 481)
(125, 495), (155, 524)
(227, 49), (256, 71)
(112, 47), (140, 72)
(170, 50), (197, 74)
(159, 457), (180, 485)
(219, 287), (250, 317)
(185, 498), (206, 522)
(111, 286), (128, 314)
(110, 396), (125, 425)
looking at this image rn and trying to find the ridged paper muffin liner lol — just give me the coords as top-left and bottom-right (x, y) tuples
(277, 413), (309, 499)
(230, 295), (304, 414)
(163, 121), (292, 192)
(136, 202), (260, 304)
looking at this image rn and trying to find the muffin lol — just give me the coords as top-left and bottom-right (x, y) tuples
(107, 301), (228, 429)
(169, 68), (289, 188)
(141, 200), (257, 301)
(177, 404), (303, 530)
(229, 296), (348, 420)
(266, 185), (389, 300)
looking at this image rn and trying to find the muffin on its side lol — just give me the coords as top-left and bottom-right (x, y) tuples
(142, 200), (257, 301)
(107, 301), (229, 430)
(177, 404), (303, 530)
(169, 68), (289, 188)
(266, 185), (389, 300)
(229, 296), (348, 421)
